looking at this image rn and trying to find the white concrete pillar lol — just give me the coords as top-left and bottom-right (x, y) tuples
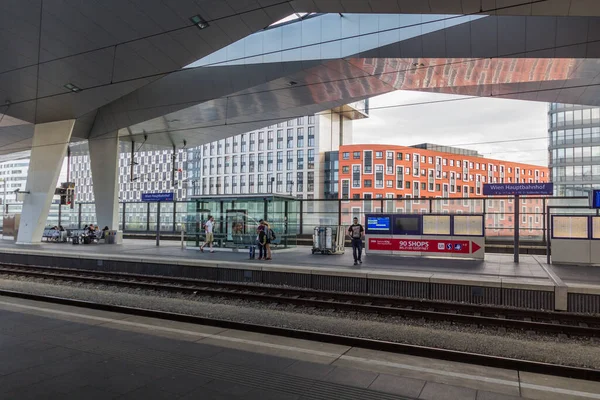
(89, 131), (120, 230)
(17, 120), (75, 244)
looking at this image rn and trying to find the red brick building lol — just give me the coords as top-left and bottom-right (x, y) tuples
(337, 143), (549, 238)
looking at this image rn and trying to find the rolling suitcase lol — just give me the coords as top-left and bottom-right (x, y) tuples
(72, 236), (79, 245)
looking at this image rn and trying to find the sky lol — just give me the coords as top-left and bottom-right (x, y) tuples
(352, 91), (549, 166)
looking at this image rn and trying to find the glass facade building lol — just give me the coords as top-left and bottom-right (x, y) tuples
(548, 103), (600, 196)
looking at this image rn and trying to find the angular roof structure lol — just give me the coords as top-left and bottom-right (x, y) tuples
(2, 0), (600, 154)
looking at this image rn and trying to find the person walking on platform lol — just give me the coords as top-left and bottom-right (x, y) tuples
(200, 215), (215, 253)
(348, 217), (364, 265)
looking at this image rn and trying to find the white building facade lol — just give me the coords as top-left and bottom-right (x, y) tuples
(70, 142), (188, 203)
(0, 159), (30, 206)
(187, 105), (366, 200)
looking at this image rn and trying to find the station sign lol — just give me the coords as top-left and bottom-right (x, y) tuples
(368, 238), (481, 254)
(141, 192), (174, 202)
(483, 183), (553, 196)
(590, 190), (600, 209)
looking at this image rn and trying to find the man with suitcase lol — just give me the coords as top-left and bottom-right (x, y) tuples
(348, 217), (364, 265)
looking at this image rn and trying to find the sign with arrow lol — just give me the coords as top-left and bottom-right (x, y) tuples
(368, 238), (482, 254)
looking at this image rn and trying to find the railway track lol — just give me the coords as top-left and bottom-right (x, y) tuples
(0, 263), (599, 338)
(0, 287), (598, 382)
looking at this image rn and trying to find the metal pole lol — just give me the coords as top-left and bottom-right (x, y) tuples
(542, 198), (547, 245)
(66, 146), (71, 182)
(181, 229), (185, 249)
(122, 202), (126, 231)
(172, 199), (177, 232)
(58, 204), (62, 227)
(2, 179), (6, 218)
(146, 202), (150, 232)
(299, 199), (304, 235)
(78, 203), (82, 229)
(546, 205), (551, 264)
(156, 201), (161, 246)
(130, 141), (135, 181)
(514, 194), (520, 263)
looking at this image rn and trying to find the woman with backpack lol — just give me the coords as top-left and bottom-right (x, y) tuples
(263, 221), (275, 260)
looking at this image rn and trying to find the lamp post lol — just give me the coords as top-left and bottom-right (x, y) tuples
(1, 178), (5, 218)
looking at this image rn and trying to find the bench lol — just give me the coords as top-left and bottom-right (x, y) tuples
(42, 229), (57, 242)
(67, 229), (103, 243)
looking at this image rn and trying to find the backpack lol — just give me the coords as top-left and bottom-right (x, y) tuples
(268, 229), (276, 241)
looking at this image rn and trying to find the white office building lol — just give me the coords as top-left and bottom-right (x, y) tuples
(69, 142), (188, 203)
(0, 159), (30, 206)
(186, 104), (367, 199)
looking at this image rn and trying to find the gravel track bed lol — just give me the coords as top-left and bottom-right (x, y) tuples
(1, 274), (599, 369)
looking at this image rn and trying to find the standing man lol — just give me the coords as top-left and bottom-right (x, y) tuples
(348, 217), (364, 265)
(200, 215), (215, 253)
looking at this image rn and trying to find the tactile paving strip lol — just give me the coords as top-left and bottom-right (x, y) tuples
(60, 337), (411, 400)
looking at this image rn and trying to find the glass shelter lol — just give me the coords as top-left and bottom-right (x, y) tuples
(184, 195), (299, 248)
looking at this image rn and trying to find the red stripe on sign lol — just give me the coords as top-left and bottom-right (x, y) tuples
(369, 238), (475, 254)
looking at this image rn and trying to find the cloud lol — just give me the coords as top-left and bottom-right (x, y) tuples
(353, 91), (548, 166)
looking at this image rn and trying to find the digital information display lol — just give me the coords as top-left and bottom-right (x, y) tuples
(552, 216), (589, 239)
(453, 215), (484, 236)
(393, 216), (421, 235)
(590, 190), (600, 209)
(422, 215), (451, 235)
(367, 216), (391, 231)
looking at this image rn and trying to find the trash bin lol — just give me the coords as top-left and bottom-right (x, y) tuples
(106, 232), (115, 244)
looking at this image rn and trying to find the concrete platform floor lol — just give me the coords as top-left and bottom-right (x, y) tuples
(0, 295), (599, 399)
(0, 239), (551, 279)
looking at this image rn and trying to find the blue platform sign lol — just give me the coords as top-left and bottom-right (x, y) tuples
(590, 190), (600, 209)
(483, 183), (553, 196)
(141, 192), (174, 202)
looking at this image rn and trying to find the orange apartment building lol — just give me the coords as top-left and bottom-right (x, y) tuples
(337, 143), (550, 237)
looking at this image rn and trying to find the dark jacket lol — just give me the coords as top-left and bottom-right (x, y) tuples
(258, 230), (267, 245)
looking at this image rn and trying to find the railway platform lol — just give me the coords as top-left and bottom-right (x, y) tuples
(0, 294), (599, 400)
(0, 239), (599, 313)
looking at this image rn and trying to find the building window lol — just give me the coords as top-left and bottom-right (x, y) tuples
(342, 166), (349, 173)
(342, 152), (350, 160)
(396, 152), (403, 160)
(352, 165), (361, 188)
(386, 180), (393, 188)
(364, 179), (372, 188)
(364, 151), (373, 174)
(375, 165), (384, 188)
(353, 151), (360, 159)
(342, 180), (350, 200)
(297, 150), (304, 169)
(307, 149), (314, 169)
(375, 151), (383, 159)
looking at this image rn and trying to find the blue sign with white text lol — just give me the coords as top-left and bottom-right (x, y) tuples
(483, 183), (553, 196)
(367, 216), (391, 231)
(591, 190), (600, 209)
(141, 192), (174, 202)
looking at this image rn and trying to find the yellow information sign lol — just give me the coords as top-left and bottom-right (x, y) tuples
(422, 215), (451, 235)
(553, 216), (588, 239)
(453, 215), (484, 236)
